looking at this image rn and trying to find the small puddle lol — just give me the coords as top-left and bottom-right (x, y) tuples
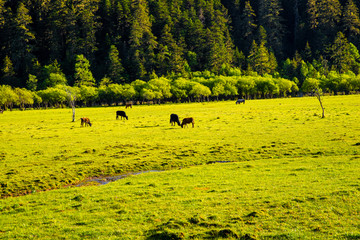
(75, 170), (162, 187)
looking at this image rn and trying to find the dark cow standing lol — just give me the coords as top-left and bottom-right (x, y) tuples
(80, 117), (92, 127)
(236, 99), (245, 104)
(181, 117), (195, 128)
(0, 109), (3, 114)
(116, 111), (128, 120)
(170, 114), (181, 126)
(125, 103), (132, 108)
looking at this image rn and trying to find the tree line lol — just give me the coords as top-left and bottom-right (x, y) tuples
(1, 69), (360, 110)
(1, 0), (360, 104)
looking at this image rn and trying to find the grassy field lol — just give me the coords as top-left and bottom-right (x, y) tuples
(0, 95), (359, 239)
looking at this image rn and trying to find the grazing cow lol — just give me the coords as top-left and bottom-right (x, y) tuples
(236, 98), (245, 104)
(0, 109), (3, 114)
(116, 111), (128, 120)
(181, 117), (194, 128)
(170, 114), (181, 126)
(80, 117), (92, 127)
(125, 103), (132, 109)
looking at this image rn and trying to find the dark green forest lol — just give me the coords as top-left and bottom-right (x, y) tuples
(1, 0), (360, 108)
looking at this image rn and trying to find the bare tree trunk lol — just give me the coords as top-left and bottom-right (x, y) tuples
(315, 89), (325, 118)
(65, 87), (76, 122)
(72, 105), (76, 122)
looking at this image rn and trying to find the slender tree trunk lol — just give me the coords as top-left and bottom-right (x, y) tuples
(315, 89), (325, 118)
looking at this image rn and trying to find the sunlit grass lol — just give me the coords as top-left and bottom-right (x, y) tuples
(0, 95), (359, 239)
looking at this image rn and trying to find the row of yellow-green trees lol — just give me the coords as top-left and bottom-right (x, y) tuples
(1, 71), (360, 110)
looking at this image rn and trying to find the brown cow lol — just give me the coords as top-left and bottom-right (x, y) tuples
(181, 117), (194, 128)
(0, 109), (3, 114)
(125, 103), (132, 108)
(80, 117), (92, 127)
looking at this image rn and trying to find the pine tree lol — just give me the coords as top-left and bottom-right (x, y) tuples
(108, 45), (125, 84)
(1, 56), (17, 86)
(238, 1), (257, 55)
(4, 3), (35, 83)
(330, 32), (353, 73)
(247, 26), (277, 75)
(128, 0), (158, 80)
(342, 0), (360, 45)
(74, 54), (96, 87)
(258, 0), (286, 58)
(307, 0), (318, 30)
(302, 42), (313, 62)
(157, 24), (186, 75)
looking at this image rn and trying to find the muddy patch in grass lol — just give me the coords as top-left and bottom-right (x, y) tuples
(75, 170), (163, 187)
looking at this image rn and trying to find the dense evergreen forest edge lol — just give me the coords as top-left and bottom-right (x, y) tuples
(1, 0), (360, 109)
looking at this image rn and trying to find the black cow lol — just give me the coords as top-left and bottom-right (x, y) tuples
(170, 114), (181, 126)
(236, 99), (245, 104)
(116, 111), (128, 120)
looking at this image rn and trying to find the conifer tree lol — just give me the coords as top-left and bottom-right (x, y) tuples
(238, 1), (257, 55)
(4, 3), (35, 82)
(342, 0), (360, 45)
(128, 0), (158, 80)
(157, 24), (186, 75)
(108, 45), (125, 84)
(258, 0), (285, 58)
(74, 54), (96, 87)
(1, 56), (17, 86)
(307, 0), (342, 53)
(330, 32), (353, 73)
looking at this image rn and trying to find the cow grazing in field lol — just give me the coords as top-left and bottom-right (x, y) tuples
(125, 103), (132, 109)
(181, 117), (194, 128)
(0, 109), (3, 114)
(116, 111), (128, 120)
(170, 114), (181, 126)
(236, 99), (245, 104)
(80, 117), (92, 127)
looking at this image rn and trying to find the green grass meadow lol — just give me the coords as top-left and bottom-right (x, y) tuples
(0, 95), (359, 239)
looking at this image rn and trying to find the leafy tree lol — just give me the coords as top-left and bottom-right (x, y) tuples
(37, 85), (68, 107)
(0, 85), (18, 110)
(236, 77), (256, 99)
(131, 79), (147, 101)
(74, 54), (96, 87)
(189, 82), (211, 101)
(255, 77), (279, 98)
(79, 85), (97, 106)
(145, 77), (172, 103)
(301, 77), (320, 93)
(121, 84), (136, 101)
(273, 78), (298, 97)
(14, 87), (34, 110)
(170, 77), (192, 101)
(39, 60), (65, 89)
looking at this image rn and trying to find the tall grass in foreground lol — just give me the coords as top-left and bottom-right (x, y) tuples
(0, 156), (359, 239)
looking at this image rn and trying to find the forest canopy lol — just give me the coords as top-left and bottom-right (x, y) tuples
(1, 0), (360, 108)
